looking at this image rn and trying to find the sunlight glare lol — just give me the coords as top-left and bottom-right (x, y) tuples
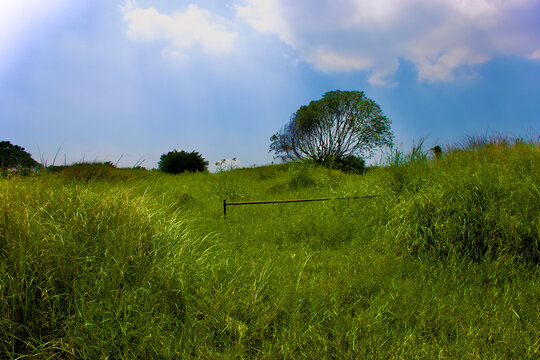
(0, 0), (78, 78)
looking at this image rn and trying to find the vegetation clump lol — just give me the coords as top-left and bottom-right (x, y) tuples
(320, 154), (366, 173)
(159, 150), (209, 174)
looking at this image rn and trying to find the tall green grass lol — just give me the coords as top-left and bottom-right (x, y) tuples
(0, 176), (216, 357)
(0, 137), (538, 358)
(385, 137), (539, 262)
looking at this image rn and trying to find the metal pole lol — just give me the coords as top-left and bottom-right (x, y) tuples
(222, 195), (379, 219)
(225, 195), (379, 206)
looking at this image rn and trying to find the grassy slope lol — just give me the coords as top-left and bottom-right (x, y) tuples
(0, 140), (538, 359)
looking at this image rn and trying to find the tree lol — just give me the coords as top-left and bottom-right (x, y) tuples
(0, 141), (39, 172)
(270, 90), (393, 170)
(158, 150), (209, 174)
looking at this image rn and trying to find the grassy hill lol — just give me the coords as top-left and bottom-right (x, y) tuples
(1, 138), (538, 358)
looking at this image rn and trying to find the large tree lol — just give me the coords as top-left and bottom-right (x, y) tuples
(0, 141), (39, 172)
(270, 90), (393, 166)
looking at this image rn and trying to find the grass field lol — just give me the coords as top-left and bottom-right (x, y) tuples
(1, 138), (538, 359)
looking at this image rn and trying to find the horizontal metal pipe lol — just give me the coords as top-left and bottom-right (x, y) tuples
(225, 195), (379, 206)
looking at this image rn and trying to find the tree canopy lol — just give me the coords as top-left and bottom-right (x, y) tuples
(270, 90), (393, 168)
(0, 141), (39, 172)
(159, 150), (208, 174)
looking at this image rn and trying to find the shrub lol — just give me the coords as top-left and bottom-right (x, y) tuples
(320, 154), (365, 173)
(159, 150), (208, 174)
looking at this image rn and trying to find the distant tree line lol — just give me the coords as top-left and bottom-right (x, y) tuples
(1, 140), (211, 176)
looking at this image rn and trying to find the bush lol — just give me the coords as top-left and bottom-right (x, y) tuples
(310, 154), (366, 173)
(159, 150), (208, 174)
(332, 155), (365, 173)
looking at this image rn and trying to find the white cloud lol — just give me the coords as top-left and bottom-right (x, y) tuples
(530, 49), (540, 60)
(235, 0), (293, 44)
(312, 49), (372, 72)
(348, 0), (406, 26)
(236, 0), (540, 84)
(414, 48), (490, 82)
(123, 2), (238, 57)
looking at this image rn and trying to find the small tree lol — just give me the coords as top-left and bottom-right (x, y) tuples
(0, 141), (39, 173)
(270, 90), (393, 170)
(159, 150), (208, 174)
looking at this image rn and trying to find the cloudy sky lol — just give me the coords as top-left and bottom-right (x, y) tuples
(2, 0), (539, 169)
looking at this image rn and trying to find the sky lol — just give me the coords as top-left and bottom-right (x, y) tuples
(1, 0), (539, 170)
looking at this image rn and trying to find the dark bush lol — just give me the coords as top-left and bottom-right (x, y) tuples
(334, 154), (366, 173)
(159, 150), (209, 174)
(317, 154), (365, 173)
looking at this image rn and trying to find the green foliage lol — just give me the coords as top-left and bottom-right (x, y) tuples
(0, 141), (39, 175)
(318, 154), (366, 173)
(159, 150), (209, 174)
(0, 136), (538, 358)
(270, 90), (393, 167)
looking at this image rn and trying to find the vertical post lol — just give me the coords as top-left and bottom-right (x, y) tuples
(223, 199), (227, 219)
(432, 145), (442, 160)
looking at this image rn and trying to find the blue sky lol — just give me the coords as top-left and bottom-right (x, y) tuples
(1, 0), (539, 169)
